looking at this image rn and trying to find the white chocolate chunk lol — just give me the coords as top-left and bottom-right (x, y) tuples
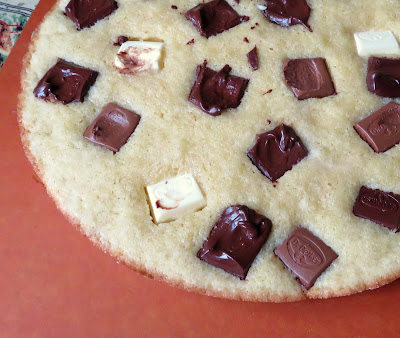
(114, 40), (163, 74)
(146, 174), (206, 224)
(354, 31), (400, 57)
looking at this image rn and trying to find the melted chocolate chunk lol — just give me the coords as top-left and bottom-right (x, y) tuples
(283, 58), (336, 100)
(247, 46), (258, 70)
(354, 102), (400, 153)
(274, 226), (338, 290)
(259, 0), (311, 31)
(367, 57), (400, 98)
(65, 0), (118, 30)
(185, 0), (249, 38)
(188, 61), (249, 116)
(353, 186), (400, 232)
(33, 58), (98, 104)
(247, 124), (308, 181)
(84, 103), (141, 152)
(197, 205), (273, 279)
(113, 35), (129, 46)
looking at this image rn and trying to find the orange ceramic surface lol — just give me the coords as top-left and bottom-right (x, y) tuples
(1, 1), (399, 336)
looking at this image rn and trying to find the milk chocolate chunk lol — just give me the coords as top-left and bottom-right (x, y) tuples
(274, 226), (338, 290)
(33, 58), (98, 104)
(188, 61), (249, 116)
(185, 0), (249, 38)
(367, 57), (400, 97)
(247, 46), (259, 70)
(247, 124), (308, 181)
(84, 103), (141, 152)
(353, 186), (400, 232)
(259, 0), (311, 31)
(283, 58), (336, 100)
(354, 102), (400, 153)
(197, 205), (273, 279)
(65, 0), (118, 30)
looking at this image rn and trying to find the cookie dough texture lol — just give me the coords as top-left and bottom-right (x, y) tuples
(18, 0), (400, 301)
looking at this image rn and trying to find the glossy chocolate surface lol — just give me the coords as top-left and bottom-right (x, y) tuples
(247, 46), (259, 70)
(247, 124), (308, 181)
(283, 58), (336, 100)
(259, 0), (311, 31)
(188, 61), (249, 116)
(274, 226), (338, 290)
(354, 102), (400, 153)
(185, 0), (249, 38)
(33, 58), (98, 104)
(65, 0), (118, 30)
(197, 205), (273, 279)
(353, 186), (400, 232)
(84, 103), (141, 152)
(367, 57), (400, 98)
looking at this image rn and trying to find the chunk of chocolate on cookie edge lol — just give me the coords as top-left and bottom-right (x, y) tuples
(274, 226), (338, 290)
(354, 102), (400, 153)
(84, 103), (141, 152)
(247, 46), (259, 70)
(188, 61), (249, 116)
(258, 0), (312, 31)
(283, 58), (336, 100)
(197, 205), (273, 279)
(247, 124), (308, 181)
(367, 57), (400, 98)
(353, 186), (400, 232)
(185, 0), (249, 38)
(65, 0), (118, 30)
(33, 58), (98, 104)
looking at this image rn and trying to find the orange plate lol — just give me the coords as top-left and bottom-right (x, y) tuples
(1, 1), (399, 336)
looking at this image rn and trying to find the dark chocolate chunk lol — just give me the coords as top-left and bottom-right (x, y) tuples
(84, 103), (141, 152)
(247, 46), (258, 70)
(197, 205), (273, 279)
(247, 124), (308, 181)
(113, 35), (129, 46)
(283, 58), (336, 100)
(274, 226), (338, 290)
(367, 57), (400, 98)
(65, 0), (118, 30)
(259, 0), (311, 31)
(185, 0), (249, 38)
(188, 61), (249, 116)
(171, 5), (178, 9)
(354, 102), (400, 153)
(353, 186), (400, 232)
(33, 58), (98, 104)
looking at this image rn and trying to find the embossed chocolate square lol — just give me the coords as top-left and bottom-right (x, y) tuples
(197, 205), (273, 280)
(33, 59), (98, 104)
(353, 186), (400, 232)
(185, 0), (249, 38)
(354, 102), (400, 153)
(283, 58), (336, 100)
(247, 124), (308, 181)
(84, 103), (141, 152)
(274, 226), (338, 290)
(188, 61), (249, 116)
(367, 57), (400, 97)
(65, 0), (118, 30)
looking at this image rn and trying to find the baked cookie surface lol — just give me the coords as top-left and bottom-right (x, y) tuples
(18, 0), (400, 301)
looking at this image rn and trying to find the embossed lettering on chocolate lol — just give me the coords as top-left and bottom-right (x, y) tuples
(367, 57), (400, 97)
(197, 205), (273, 279)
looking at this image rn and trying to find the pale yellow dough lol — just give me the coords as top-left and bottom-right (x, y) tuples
(18, 0), (400, 301)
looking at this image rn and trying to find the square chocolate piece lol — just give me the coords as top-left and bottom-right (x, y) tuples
(84, 103), (141, 152)
(33, 58), (98, 104)
(367, 57), (400, 98)
(354, 102), (400, 153)
(283, 58), (336, 100)
(188, 61), (249, 116)
(185, 0), (249, 38)
(353, 186), (400, 232)
(274, 226), (338, 290)
(247, 124), (308, 181)
(197, 205), (273, 279)
(65, 0), (118, 30)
